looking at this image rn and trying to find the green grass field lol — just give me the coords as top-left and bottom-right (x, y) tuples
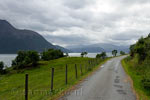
(121, 57), (150, 100)
(0, 57), (108, 100)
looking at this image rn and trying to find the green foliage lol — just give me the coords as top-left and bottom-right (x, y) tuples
(41, 49), (64, 61)
(81, 52), (88, 57)
(0, 61), (4, 74)
(130, 44), (135, 57)
(12, 51), (40, 69)
(130, 35), (150, 62)
(122, 58), (150, 99)
(120, 51), (125, 55)
(65, 53), (69, 57)
(96, 52), (107, 59)
(124, 34), (150, 99)
(112, 50), (118, 56)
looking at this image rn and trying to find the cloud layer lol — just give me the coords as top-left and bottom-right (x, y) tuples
(0, 0), (150, 47)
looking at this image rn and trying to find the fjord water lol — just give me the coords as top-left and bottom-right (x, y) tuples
(0, 53), (113, 67)
(0, 54), (17, 67)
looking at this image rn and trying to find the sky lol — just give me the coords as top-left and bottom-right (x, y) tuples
(0, 0), (150, 47)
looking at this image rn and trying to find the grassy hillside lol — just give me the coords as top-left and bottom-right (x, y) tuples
(122, 34), (150, 100)
(0, 57), (108, 100)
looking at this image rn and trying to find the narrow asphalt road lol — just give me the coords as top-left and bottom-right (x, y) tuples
(59, 56), (136, 100)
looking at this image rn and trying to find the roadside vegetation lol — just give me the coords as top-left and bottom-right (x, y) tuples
(120, 51), (126, 55)
(96, 52), (107, 59)
(80, 51), (88, 57)
(0, 49), (109, 100)
(112, 49), (118, 56)
(122, 33), (150, 100)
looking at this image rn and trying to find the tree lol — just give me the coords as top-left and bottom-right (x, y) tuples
(0, 61), (4, 74)
(84, 52), (88, 57)
(12, 51), (40, 69)
(65, 53), (69, 57)
(120, 51), (125, 55)
(81, 52), (88, 57)
(96, 52), (107, 59)
(81, 52), (84, 57)
(41, 49), (64, 61)
(148, 33), (150, 37)
(112, 50), (118, 57)
(130, 44), (135, 57)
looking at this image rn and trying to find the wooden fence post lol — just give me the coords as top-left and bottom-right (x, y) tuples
(80, 64), (83, 75)
(65, 64), (68, 85)
(51, 68), (54, 92)
(85, 64), (87, 72)
(25, 74), (28, 100)
(88, 61), (90, 71)
(75, 64), (77, 79)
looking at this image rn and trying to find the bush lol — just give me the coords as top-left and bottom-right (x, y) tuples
(12, 51), (40, 69)
(41, 49), (64, 61)
(96, 52), (107, 59)
(141, 76), (150, 89)
(81, 52), (88, 57)
(0, 61), (4, 74)
(112, 50), (117, 57)
(120, 51), (126, 55)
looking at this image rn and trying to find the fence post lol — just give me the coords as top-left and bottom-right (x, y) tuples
(75, 64), (77, 79)
(85, 64), (87, 72)
(88, 61), (90, 71)
(80, 64), (83, 75)
(25, 74), (28, 100)
(51, 68), (54, 92)
(65, 64), (68, 85)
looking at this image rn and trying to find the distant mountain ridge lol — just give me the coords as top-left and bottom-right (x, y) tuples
(67, 45), (105, 53)
(67, 43), (129, 53)
(0, 20), (70, 53)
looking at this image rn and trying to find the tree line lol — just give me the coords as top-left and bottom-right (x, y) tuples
(0, 49), (65, 74)
(0, 48), (126, 74)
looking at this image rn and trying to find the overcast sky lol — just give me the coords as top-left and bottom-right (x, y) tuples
(0, 0), (150, 47)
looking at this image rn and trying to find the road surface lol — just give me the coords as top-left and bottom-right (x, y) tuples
(59, 56), (136, 100)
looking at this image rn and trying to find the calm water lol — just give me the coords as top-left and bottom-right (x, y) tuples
(68, 53), (113, 58)
(0, 54), (17, 67)
(0, 53), (113, 67)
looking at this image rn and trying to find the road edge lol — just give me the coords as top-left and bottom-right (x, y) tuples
(121, 58), (139, 100)
(55, 58), (111, 100)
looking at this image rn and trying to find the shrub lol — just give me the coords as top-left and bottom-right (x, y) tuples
(0, 61), (4, 74)
(96, 52), (107, 59)
(12, 51), (40, 69)
(81, 52), (88, 57)
(41, 49), (64, 61)
(141, 76), (150, 89)
(120, 51), (126, 55)
(112, 50), (118, 57)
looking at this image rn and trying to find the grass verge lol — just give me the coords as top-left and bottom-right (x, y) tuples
(121, 57), (150, 100)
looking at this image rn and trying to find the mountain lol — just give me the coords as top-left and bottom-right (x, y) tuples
(67, 43), (129, 53)
(0, 20), (69, 53)
(92, 43), (130, 52)
(67, 45), (105, 53)
(54, 45), (71, 53)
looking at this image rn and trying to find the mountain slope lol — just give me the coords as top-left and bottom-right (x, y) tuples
(67, 43), (129, 53)
(0, 20), (69, 53)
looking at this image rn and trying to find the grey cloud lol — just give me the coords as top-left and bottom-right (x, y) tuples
(0, 0), (150, 47)
(63, 0), (94, 9)
(43, 34), (92, 47)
